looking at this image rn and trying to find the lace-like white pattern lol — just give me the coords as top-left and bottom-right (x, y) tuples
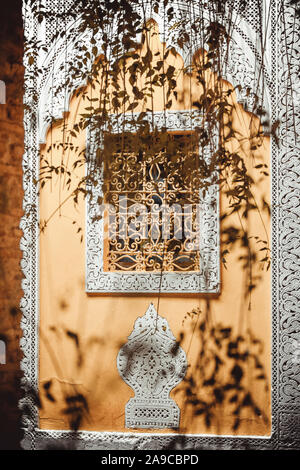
(117, 303), (187, 429)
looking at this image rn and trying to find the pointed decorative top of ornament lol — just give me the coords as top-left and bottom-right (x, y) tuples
(127, 302), (176, 341)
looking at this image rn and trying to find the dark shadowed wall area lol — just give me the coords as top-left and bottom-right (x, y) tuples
(0, 0), (24, 450)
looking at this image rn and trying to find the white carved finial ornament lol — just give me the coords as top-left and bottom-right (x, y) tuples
(117, 303), (187, 429)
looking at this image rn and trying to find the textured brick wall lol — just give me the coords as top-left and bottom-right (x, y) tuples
(0, 0), (24, 450)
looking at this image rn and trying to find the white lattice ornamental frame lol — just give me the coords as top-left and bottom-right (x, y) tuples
(86, 110), (220, 294)
(20, 0), (300, 450)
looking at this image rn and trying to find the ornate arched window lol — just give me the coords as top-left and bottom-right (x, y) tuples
(20, 0), (300, 450)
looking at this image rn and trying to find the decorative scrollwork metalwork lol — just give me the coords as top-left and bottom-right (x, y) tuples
(104, 133), (202, 272)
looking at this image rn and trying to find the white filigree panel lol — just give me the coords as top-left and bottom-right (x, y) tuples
(117, 303), (187, 429)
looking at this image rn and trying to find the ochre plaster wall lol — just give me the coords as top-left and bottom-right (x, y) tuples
(38, 22), (271, 436)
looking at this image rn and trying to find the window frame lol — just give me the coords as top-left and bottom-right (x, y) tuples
(86, 110), (220, 294)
